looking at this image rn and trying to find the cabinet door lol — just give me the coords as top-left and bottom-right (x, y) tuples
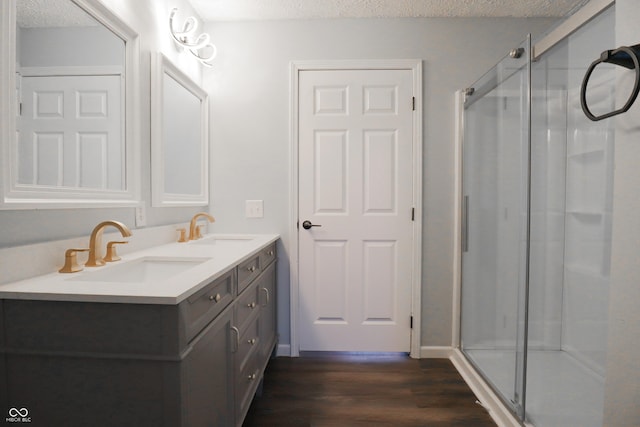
(183, 307), (234, 426)
(259, 262), (277, 362)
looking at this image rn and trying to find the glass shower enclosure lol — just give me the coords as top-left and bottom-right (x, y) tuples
(460, 5), (615, 427)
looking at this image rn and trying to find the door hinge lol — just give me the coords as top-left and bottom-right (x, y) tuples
(412, 96), (416, 111)
(410, 315), (414, 329)
(19, 103), (22, 116)
(411, 207), (415, 221)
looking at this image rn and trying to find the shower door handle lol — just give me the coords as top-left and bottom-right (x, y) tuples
(462, 196), (469, 253)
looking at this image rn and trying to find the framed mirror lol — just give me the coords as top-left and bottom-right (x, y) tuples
(151, 53), (209, 207)
(0, 0), (140, 209)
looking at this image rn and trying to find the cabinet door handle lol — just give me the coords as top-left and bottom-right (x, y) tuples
(248, 338), (256, 345)
(267, 250), (274, 256)
(209, 293), (221, 302)
(247, 265), (256, 273)
(247, 373), (257, 381)
(261, 287), (270, 306)
(247, 302), (256, 309)
(231, 326), (240, 353)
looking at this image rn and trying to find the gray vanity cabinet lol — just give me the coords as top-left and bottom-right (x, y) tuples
(0, 300), (185, 426)
(0, 242), (278, 427)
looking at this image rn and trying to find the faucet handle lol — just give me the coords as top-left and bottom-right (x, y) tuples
(104, 241), (128, 262)
(177, 228), (188, 243)
(195, 225), (203, 239)
(59, 248), (90, 273)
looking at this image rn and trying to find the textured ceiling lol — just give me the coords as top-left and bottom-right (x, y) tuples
(190, 0), (589, 22)
(17, 0), (97, 27)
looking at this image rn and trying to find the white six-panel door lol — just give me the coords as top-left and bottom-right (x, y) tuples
(298, 69), (414, 352)
(19, 75), (123, 190)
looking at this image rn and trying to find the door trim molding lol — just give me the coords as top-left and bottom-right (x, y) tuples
(288, 59), (423, 357)
(452, 90), (464, 348)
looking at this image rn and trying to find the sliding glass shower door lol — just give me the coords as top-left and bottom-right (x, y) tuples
(460, 37), (531, 418)
(460, 5), (615, 426)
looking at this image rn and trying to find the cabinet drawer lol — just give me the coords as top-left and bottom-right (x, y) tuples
(235, 281), (260, 334)
(237, 255), (260, 293)
(259, 243), (277, 269)
(236, 355), (260, 424)
(237, 318), (260, 372)
(181, 269), (235, 342)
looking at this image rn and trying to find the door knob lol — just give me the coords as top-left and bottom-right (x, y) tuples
(302, 220), (322, 230)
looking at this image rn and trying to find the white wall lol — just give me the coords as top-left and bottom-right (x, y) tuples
(0, 0), (209, 248)
(604, 0), (640, 423)
(203, 17), (557, 347)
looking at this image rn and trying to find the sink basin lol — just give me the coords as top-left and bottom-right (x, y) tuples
(68, 256), (211, 283)
(191, 235), (255, 246)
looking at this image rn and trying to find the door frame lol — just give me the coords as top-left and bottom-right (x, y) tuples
(288, 59), (423, 357)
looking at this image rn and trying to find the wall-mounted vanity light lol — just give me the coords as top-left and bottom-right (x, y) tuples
(169, 8), (216, 67)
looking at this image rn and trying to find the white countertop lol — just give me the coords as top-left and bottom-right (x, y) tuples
(0, 233), (279, 305)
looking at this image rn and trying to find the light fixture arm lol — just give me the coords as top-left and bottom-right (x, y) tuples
(169, 8), (216, 67)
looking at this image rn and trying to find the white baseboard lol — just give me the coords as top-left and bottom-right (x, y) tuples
(449, 349), (522, 427)
(276, 344), (291, 357)
(420, 346), (454, 358)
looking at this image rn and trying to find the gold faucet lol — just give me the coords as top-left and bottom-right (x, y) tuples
(188, 212), (215, 241)
(86, 220), (132, 267)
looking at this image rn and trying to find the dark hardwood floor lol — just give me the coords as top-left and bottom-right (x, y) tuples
(243, 353), (496, 427)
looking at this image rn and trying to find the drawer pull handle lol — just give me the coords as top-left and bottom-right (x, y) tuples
(267, 250), (274, 256)
(209, 293), (222, 302)
(231, 326), (240, 353)
(248, 338), (256, 345)
(247, 266), (256, 273)
(248, 373), (257, 381)
(247, 302), (256, 309)
(261, 287), (270, 306)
